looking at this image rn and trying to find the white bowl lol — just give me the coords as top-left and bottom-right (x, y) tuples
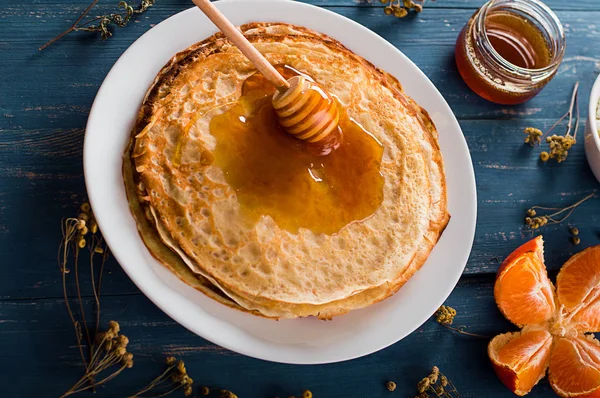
(84, 0), (477, 364)
(585, 74), (600, 183)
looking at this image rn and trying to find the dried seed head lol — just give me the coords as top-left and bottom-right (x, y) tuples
(177, 360), (186, 374)
(441, 375), (448, 387)
(108, 320), (120, 334)
(572, 236), (581, 245)
(166, 356), (177, 366)
(80, 202), (91, 212)
(302, 390), (313, 398)
(540, 151), (550, 162)
(417, 378), (430, 393)
(184, 385), (193, 396)
(201, 386), (211, 396)
(117, 335), (129, 348)
(394, 7), (408, 17)
(386, 381), (397, 391)
(435, 306), (457, 325)
(570, 226), (579, 236)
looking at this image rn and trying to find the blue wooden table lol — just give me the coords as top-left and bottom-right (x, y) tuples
(2, 0), (600, 396)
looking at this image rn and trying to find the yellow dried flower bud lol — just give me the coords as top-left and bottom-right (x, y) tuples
(386, 381), (397, 391)
(108, 320), (120, 334)
(201, 386), (210, 396)
(540, 151), (550, 162)
(115, 346), (127, 356)
(417, 378), (430, 393)
(572, 236), (581, 245)
(94, 246), (104, 254)
(184, 385), (193, 396)
(441, 375), (448, 387)
(91, 223), (98, 234)
(80, 226), (88, 236)
(117, 335), (129, 347)
(570, 227), (579, 236)
(303, 390), (313, 398)
(177, 360), (186, 374)
(78, 238), (86, 249)
(166, 356), (177, 366)
(394, 7), (408, 18)
(384, 6), (393, 15)
(81, 202), (91, 212)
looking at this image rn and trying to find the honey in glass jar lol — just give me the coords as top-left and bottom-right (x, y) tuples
(455, 0), (565, 105)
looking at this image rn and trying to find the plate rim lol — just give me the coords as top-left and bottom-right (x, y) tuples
(84, 0), (477, 364)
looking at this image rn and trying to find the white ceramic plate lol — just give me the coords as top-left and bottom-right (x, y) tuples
(84, 0), (477, 364)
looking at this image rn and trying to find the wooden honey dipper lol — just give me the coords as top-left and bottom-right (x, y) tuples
(192, 0), (339, 143)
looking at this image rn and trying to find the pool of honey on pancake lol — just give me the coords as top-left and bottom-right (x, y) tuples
(207, 66), (385, 235)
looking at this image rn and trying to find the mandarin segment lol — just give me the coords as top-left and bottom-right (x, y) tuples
(489, 328), (553, 396)
(549, 335), (600, 398)
(557, 246), (600, 332)
(495, 237), (556, 326)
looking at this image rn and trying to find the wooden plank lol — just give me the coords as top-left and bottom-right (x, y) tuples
(0, 276), (558, 398)
(1, 7), (600, 127)
(1, 0), (599, 13)
(302, 0), (600, 11)
(2, 119), (598, 300)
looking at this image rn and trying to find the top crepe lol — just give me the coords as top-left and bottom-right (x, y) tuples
(124, 23), (449, 319)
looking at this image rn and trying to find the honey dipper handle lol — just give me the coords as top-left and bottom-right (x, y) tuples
(192, 0), (290, 89)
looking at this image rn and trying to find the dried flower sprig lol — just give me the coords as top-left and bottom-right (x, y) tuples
(434, 306), (488, 338)
(379, 0), (428, 18)
(523, 82), (580, 163)
(59, 203), (134, 397)
(129, 356), (193, 397)
(39, 0), (156, 51)
(61, 321), (134, 397)
(415, 367), (460, 398)
(524, 192), (595, 230)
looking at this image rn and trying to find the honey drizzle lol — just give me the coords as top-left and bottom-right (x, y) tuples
(208, 66), (385, 234)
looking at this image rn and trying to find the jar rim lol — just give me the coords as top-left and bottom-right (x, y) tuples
(475, 0), (566, 76)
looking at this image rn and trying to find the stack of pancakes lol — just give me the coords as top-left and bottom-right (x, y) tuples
(123, 23), (449, 319)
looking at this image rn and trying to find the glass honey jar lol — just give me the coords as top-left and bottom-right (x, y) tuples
(455, 0), (565, 105)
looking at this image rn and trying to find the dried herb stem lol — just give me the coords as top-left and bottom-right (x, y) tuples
(434, 305), (488, 338)
(59, 218), (88, 367)
(129, 357), (193, 397)
(39, 0), (156, 51)
(542, 81), (580, 141)
(439, 323), (488, 339)
(524, 82), (580, 162)
(415, 366), (460, 398)
(525, 192), (595, 230)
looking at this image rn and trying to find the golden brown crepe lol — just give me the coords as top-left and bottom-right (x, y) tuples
(123, 23), (449, 319)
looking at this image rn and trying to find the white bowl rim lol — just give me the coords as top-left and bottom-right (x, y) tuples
(589, 74), (600, 150)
